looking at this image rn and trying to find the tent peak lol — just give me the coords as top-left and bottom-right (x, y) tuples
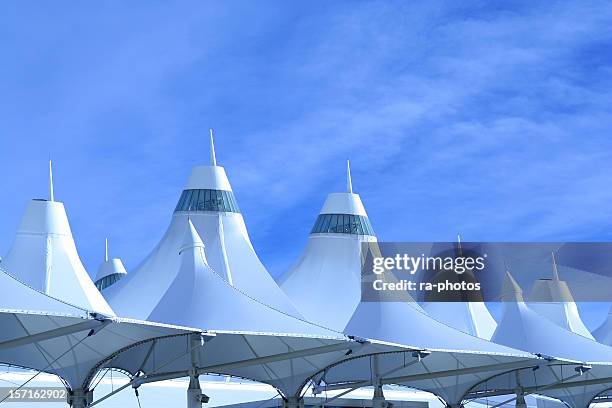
(502, 270), (524, 302)
(180, 219), (205, 256)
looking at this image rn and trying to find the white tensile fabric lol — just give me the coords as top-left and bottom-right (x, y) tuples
(0, 266), (368, 403)
(279, 190), (376, 331)
(148, 219), (336, 336)
(481, 272), (612, 408)
(421, 302), (497, 340)
(528, 261), (593, 339)
(0, 265), (198, 393)
(593, 306), (612, 345)
(1, 199), (114, 315)
(105, 164), (299, 320)
(338, 297), (539, 406)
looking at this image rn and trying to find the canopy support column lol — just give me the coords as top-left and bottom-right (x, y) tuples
(187, 333), (207, 408)
(372, 383), (388, 408)
(187, 373), (208, 408)
(515, 368), (527, 408)
(372, 354), (388, 408)
(282, 397), (304, 408)
(68, 389), (93, 408)
(515, 390), (527, 408)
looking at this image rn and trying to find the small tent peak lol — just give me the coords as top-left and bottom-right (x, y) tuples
(179, 219), (205, 256)
(502, 270), (524, 302)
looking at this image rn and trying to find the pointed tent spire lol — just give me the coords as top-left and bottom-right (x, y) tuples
(105, 238), (109, 262)
(180, 219), (206, 257)
(346, 160), (353, 193)
(551, 251), (560, 281)
(502, 270), (524, 302)
(209, 129), (217, 166)
(48, 158), (55, 202)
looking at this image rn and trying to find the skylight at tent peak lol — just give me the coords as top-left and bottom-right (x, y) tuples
(1, 160), (114, 315)
(94, 238), (128, 292)
(104, 131), (300, 320)
(278, 160), (377, 331)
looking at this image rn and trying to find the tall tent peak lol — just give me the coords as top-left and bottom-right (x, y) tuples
(346, 160), (353, 193)
(209, 128), (217, 166)
(3, 198), (115, 314)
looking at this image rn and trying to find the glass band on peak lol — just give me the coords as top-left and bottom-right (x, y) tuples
(174, 189), (240, 213)
(95, 273), (124, 291)
(311, 213), (375, 236)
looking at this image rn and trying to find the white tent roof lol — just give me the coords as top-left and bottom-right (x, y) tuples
(279, 163), (377, 331)
(305, 297), (543, 406)
(148, 220), (338, 336)
(593, 306), (612, 346)
(2, 198), (114, 316)
(419, 240), (497, 340)
(0, 264), (376, 403)
(106, 139), (299, 319)
(527, 256), (593, 339)
(480, 272), (612, 408)
(0, 265), (199, 392)
(420, 302), (497, 340)
(493, 272), (608, 361)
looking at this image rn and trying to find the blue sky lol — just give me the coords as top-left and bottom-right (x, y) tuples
(1, 2), (612, 326)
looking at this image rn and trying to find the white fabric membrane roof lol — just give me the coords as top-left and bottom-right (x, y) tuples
(3, 159), (612, 407)
(105, 140), (299, 320)
(2, 199), (114, 315)
(279, 162), (377, 331)
(465, 272), (612, 408)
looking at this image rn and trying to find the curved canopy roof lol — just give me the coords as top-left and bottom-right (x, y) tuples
(0, 265), (197, 392)
(330, 298), (539, 405)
